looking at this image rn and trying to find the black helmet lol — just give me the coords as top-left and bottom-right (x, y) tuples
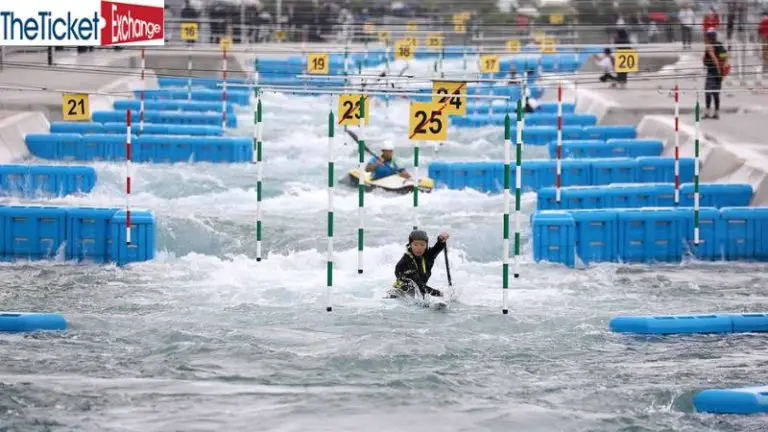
(408, 230), (428, 245)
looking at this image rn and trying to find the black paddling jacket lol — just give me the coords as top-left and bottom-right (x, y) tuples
(394, 239), (445, 288)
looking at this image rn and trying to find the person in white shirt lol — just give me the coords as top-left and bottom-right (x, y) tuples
(593, 48), (617, 87)
(679, 6), (695, 49)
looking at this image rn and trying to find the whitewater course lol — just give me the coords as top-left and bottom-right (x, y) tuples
(0, 37), (766, 430)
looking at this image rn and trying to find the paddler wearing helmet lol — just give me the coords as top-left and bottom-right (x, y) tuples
(365, 141), (411, 181)
(391, 229), (450, 298)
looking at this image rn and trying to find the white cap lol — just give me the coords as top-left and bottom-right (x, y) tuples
(381, 142), (395, 151)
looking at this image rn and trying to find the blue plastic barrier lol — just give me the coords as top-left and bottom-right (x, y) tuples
(49, 121), (105, 134)
(680, 183), (753, 208)
(157, 76), (250, 90)
(532, 207), (768, 266)
(0, 205), (154, 265)
(114, 99), (235, 113)
(0, 165), (96, 198)
(135, 89), (250, 106)
(429, 158), (696, 193)
(135, 135), (252, 163)
(610, 313), (768, 336)
(571, 209), (620, 264)
(51, 122), (222, 136)
(636, 156), (695, 183)
(532, 211), (576, 267)
(92, 110), (238, 129)
(694, 385), (768, 414)
(548, 139), (663, 159)
(25, 133), (80, 160)
(102, 123), (223, 136)
(25, 134), (252, 163)
(0, 312), (67, 333)
(719, 207), (768, 261)
(537, 183), (749, 211)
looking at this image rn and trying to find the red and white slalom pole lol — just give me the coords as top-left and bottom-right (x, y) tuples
(673, 84), (680, 205)
(555, 83), (563, 204)
(125, 109), (133, 244)
(221, 47), (228, 129)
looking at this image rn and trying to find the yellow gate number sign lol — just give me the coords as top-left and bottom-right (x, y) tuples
(181, 22), (198, 41)
(506, 39), (521, 53)
(378, 31), (391, 43)
(338, 94), (370, 126)
(480, 55), (500, 74)
(395, 39), (414, 60)
(220, 37), (232, 51)
(615, 49), (639, 73)
(540, 38), (557, 53)
(274, 30), (286, 42)
(409, 102), (447, 141)
(363, 22), (375, 34)
(549, 14), (564, 25)
(426, 33), (443, 50)
(432, 81), (467, 116)
(407, 21), (418, 32)
(454, 22), (466, 34)
(307, 53), (329, 74)
(62, 93), (90, 121)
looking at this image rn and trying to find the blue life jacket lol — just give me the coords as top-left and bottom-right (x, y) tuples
(368, 155), (402, 180)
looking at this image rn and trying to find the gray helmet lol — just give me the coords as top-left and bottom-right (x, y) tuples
(408, 230), (428, 245)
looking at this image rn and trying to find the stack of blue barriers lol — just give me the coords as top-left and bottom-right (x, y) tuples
(26, 134), (253, 163)
(428, 157), (696, 194)
(532, 207), (768, 266)
(0, 164), (96, 198)
(0, 205), (154, 265)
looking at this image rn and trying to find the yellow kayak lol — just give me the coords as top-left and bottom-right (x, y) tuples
(344, 169), (435, 194)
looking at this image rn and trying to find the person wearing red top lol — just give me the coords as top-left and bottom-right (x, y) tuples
(760, 11), (768, 71)
(703, 7), (720, 33)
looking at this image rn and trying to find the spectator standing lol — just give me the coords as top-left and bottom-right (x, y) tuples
(679, 5), (695, 50)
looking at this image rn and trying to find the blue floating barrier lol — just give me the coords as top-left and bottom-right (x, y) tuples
(25, 133), (82, 160)
(609, 314), (734, 334)
(590, 158), (638, 185)
(0, 205), (154, 265)
(694, 385), (768, 414)
(0, 312), (67, 333)
(536, 102), (576, 114)
(94, 110), (238, 129)
(67, 207), (117, 263)
(571, 209), (619, 264)
(636, 156), (695, 183)
(135, 89), (250, 106)
(605, 139), (663, 158)
(134, 136), (252, 164)
(719, 207), (768, 261)
(50, 121), (104, 134)
(680, 183), (753, 208)
(584, 125), (637, 140)
(674, 207), (721, 260)
(617, 208), (687, 263)
(114, 99), (235, 113)
(102, 122), (223, 136)
(547, 140), (605, 158)
(532, 211), (576, 267)
(109, 210), (156, 266)
(2, 206), (67, 260)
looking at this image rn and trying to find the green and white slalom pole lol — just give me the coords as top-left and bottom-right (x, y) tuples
(357, 93), (366, 274)
(694, 93), (701, 246)
(512, 98), (525, 313)
(254, 87), (263, 262)
(502, 112), (512, 315)
(327, 106), (335, 312)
